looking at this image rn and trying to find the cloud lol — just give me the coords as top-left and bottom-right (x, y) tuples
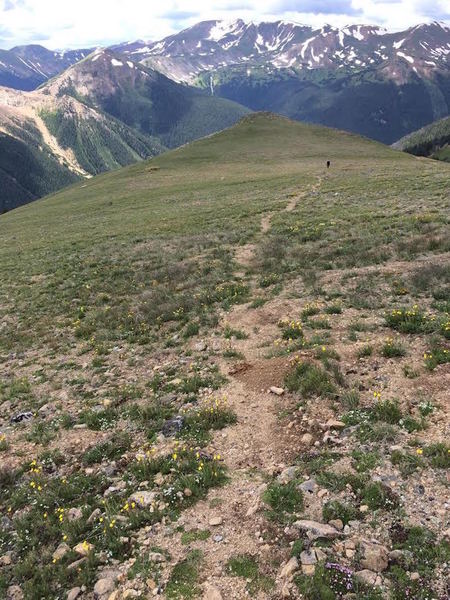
(0, 0), (448, 49)
(273, 0), (362, 15)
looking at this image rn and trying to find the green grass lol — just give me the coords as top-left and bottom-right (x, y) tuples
(1, 113), (449, 598)
(285, 360), (336, 398)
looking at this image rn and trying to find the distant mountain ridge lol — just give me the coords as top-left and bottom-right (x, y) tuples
(116, 20), (450, 84)
(0, 44), (92, 90)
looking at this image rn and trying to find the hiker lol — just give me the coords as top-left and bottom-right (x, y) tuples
(327, 160), (331, 169)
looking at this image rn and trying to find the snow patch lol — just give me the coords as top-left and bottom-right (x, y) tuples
(111, 58), (123, 67)
(397, 51), (414, 64)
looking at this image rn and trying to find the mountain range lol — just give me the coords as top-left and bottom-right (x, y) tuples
(0, 50), (249, 212)
(1, 19), (450, 211)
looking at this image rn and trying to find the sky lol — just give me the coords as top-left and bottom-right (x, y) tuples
(0, 0), (449, 50)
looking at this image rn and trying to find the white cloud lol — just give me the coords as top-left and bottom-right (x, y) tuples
(0, 0), (448, 49)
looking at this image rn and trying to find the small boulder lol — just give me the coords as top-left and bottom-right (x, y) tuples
(359, 541), (388, 572)
(294, 520), (343, 540)
(67, 588), (81, 600)
(129, 491), (157, 508)
(300, 549), (317, 566)
(277, 466), (297, 484)
(74, 541), (94, 557)
(52, 542), (70, 561)
(93, 578), (115, 598)
(325, 419), (346, 430)
(203, 584), (223, 600)
(270, 387), (285, 396)
(209, 516), (223, 527)
(280, 556), (299, 579)
(301, 433), (313, 445)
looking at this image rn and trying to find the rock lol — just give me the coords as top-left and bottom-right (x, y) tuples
(184, 488), (192, 497)
(67, 588), (81, 600)
(300, 550), (317, 565)
(94, 578), (116, 598)
(67, 508), (83, 521)
(154, 472), (165, 486)
(442, 528), (450, 540)
(277, 466), (297, 484)
(67, 558), (87, 571)
(299, 479), (317, 494)
(355, 570), (378, 587)
(294, 520), (343, 540)
(122, 591), (139, 599)
(359, 541), (389, 572)
(359, 505), (369, 513)
(328, 519), (344, 531)
(194, 341), (207, 352)
(129, 491), (157, 508)
(52, 542), (70, 561)
(325, 419), (346, 430)
(410, 572), (420, 581)
(280, 556), (299, 578)
(6, 586), (23, 600)
(302, 565), (316, 576)
(388, 549), (404, 563)
(270, 386), (285, 396)
(213, 535), (223, 543)
(74, 541), (94, 557)
(281, 582), (293, 597)
(148, 552), (166, 563)
(317, 489), (328, 498)
(203, 584), (223, 600)
(0, 553), (12, 566)
(209, 516), (223, 526)
(301, 433), (313, 445)
(10, 412), (33, 424)
(161, 416), (184, 437)
(88, 508), (101, 524)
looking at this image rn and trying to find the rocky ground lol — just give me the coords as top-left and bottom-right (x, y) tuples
(1, 177), (449, 600)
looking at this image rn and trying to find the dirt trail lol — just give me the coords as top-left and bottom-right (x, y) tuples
(235, 177), (322, 270)
(152, 177), (327, 598)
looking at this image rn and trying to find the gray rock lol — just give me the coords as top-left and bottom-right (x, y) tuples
(277, 467), (297, 484)
(355, 570), (378, 587)
(10, 412), (33, 424)
(300, 549), (317, 566)
(294, 520), (344, 540)
(299, 479), (317, 494)
(162, 416), (184, 437)
(194, 341), (207, 352)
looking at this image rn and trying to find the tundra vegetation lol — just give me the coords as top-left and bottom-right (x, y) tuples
(0, 114), (449, 599)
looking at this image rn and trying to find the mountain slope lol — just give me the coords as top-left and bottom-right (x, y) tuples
(0, 45), (91, 90)
(44, 49), (250, 148)
(1, 114), (449, 600)
(394, 115), (450, 161)
(0, 84), (164, 211)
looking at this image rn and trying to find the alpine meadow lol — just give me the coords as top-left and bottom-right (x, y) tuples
(0, 4), (449, 600)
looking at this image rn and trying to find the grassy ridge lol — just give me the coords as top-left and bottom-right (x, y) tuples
(1, 114), (449, 598)
(0, 113), (446, 353)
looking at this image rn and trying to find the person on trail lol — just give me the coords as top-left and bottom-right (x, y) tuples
(327, 160), (331, 169)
